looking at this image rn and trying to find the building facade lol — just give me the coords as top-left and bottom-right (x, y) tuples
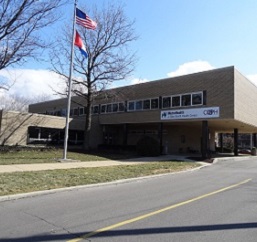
(1, 66), (257, 157)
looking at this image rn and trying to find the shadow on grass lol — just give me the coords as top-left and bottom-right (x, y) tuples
(69, 147), (139, 161)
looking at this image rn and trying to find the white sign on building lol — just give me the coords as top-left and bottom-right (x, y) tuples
(161, 107), (220, 120)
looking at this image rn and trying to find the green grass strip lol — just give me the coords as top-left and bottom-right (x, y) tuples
(0, 149), (133, 165)
(0, 162), (199, 196)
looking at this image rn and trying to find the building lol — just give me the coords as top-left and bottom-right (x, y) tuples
(1, 66), (257, 157)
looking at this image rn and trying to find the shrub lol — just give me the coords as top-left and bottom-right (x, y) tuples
(251, 147), (257, 156)
(136, 136), (160, 156)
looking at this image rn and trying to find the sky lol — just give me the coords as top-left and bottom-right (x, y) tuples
(1, 0), (257, 101)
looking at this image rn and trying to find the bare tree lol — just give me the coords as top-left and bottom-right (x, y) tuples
(51, 3), (138, 149)
(0, 0), (67, 90)
(0, 93), (52, 112)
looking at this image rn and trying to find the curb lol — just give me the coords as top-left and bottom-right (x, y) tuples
(213, 155), (256, 163)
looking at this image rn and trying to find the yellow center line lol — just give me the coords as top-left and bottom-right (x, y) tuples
(68, 178), (252, 242)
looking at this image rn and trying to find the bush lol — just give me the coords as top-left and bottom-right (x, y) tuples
(136, 136), (161, 156)
(251, 147), (257, 156)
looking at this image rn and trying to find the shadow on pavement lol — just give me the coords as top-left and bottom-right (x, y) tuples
(1, 222), (257, 241)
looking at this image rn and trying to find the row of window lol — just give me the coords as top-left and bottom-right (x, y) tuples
(45, 107), (86, 117)
(44, 91), (204, 116)
(94, 98), (160, 114)
(127, 98), (159, 111)
(93, 91), (203, 114)
(162, 92), (203, 108)
(93, 102), (126, 114)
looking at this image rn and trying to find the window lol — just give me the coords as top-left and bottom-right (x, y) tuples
(143, 100), (150, 110)
(162, 97), (171, 108)
(118, 102), (125, 112)
(182, 94), (191, 106)
(151, 98), (159, 109)
(172, 95), (180, 107)
(128, 101), (135, 111)
(93, 105), (99, 114)
(96, 91), (203, 114)
(73, 108), (79, 116)
(106, 104), (112, 113)
(79, 107), (84, 116)
(56, 110), (61, 116)
(70, 109), (74, 116)
(61, 109), (67, 117)
(112, 103), (118, 112)
(101, 104), (106, 113)
(192, 92), (202, 105)
(136, 100), (143, 110)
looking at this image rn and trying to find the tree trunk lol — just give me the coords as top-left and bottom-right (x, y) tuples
(83, 91), (92, 150)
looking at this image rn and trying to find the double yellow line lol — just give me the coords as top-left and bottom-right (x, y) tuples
(68, 178), (251, 242)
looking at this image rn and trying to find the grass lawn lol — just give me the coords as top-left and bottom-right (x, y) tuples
(0, 162), (200, 196)
(0, 148), (136, 165)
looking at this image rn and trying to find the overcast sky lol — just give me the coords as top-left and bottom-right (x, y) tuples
(1, 0), (257, 100)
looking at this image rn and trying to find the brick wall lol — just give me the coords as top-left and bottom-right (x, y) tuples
(98, 66), (235, 124)
(234, 69), (257, 128)
(28, 66), (235, 123)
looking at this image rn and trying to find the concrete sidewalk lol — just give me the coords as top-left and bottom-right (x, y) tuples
(0, 155), (192, 174)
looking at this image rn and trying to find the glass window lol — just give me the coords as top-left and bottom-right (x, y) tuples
(143, 100), (150, 110)
(118, 102), (125, 112)
(101, 104), (106, 113)
(107, 104), (112, 113)
(182, 94), (191, 106)
(61, 109), (67, 117)
(73, 108), (79, 116)
(151, 98), (159, 109)
(113, 103), (118, 112)
(162, 97), (171, 108)
(136, 100), (143, 110)
(70, 109), (74, 116)
(172, 95), (180, 107)
(79, 107), (84, 115)
(192, 93), (202, 105)
(93, 105), (99, 114)
(128, 101), (135, 111)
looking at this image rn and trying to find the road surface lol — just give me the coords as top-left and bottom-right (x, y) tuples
(0, 157), (257, 241)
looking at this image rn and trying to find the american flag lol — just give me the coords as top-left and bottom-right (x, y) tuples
(76, 8), (97, 30)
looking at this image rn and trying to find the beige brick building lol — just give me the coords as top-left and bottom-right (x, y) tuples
(1, 66), (257, 157)
(0, 110), (84, 147)
(0, 111), (66, 145)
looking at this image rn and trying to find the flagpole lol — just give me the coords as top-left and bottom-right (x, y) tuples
(63, 0), (78, 160)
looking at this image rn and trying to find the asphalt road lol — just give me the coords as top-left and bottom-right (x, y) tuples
(1, 157), (257, 242)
